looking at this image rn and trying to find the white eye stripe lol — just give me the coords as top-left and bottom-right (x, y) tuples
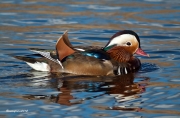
(106, 34), (137, 47)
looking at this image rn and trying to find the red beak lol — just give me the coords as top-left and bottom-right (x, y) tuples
(135, 48), (149, 57)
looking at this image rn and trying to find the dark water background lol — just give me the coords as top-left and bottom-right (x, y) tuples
(0, 0), (180, 118)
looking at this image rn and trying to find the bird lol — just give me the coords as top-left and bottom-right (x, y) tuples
(14, 30), (149, 76)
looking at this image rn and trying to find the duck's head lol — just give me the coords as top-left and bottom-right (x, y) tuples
(103, 30), (149, 62)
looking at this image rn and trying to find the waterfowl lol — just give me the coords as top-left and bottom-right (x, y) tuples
(15, 30), (149, 76)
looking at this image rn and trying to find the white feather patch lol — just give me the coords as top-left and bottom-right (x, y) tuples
(26, 62), (50, 72)
(118, 66), (121, 75)
(74, 48), (85, 51)
(124, 67), (127, 74)
(57, 59), (64, 69)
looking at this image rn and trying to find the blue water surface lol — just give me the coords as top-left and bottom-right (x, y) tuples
(0, 0), (180, 118)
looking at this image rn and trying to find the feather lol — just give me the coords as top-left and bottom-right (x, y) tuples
(30, 49), (58, 63)
(107, 46), (131, 62)
(30, 49), (64, 69)
(26, 62), (50, 72)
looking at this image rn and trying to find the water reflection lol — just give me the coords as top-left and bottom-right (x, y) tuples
(21, 73), (148, 111)
(0, 0), (180, 117)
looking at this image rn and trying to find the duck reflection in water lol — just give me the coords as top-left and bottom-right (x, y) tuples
(50, 73), (148, 111)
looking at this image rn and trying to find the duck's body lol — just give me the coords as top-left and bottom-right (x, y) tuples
(14, 30), (149, 76)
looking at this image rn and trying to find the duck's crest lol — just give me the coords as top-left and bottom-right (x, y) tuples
(56, 30), (75, 61)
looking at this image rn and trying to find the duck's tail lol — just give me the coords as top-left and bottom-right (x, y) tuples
(13, 55), (51, 72)
(12, 49), (64, 72)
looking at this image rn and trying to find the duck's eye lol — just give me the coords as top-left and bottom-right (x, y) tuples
(126, 42), (131, 46)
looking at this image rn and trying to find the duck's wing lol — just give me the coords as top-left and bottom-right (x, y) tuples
(62, 52), (114, 76)
(56, 30), (75, 61)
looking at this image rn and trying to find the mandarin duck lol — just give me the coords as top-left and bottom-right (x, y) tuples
(14, 30), (149, 76)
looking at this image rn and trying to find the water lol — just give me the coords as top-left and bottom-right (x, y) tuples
(0, 0), (180, 117)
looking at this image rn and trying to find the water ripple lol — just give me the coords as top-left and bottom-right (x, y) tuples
(0, 0), (180, 118)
